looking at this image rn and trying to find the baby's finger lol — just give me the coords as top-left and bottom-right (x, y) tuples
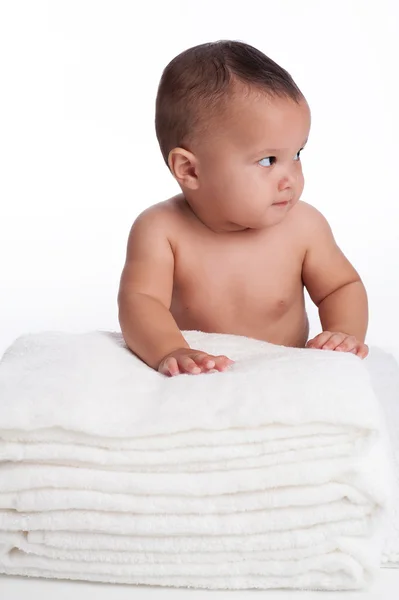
(191, 353), (216, 371)
(213, 355), (234, 371)
(307, 331), (334, 349)
(356, 344), (369, 359)
(178, 356), (202, 375)
(322, 333), (348, 350)
(160, 357), (180, 377)
(333, 336), (358, 353)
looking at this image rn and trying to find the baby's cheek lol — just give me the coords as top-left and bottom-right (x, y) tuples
(296, 173), (305, 197)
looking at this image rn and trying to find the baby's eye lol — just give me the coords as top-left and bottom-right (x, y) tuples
(258, 148), (303, 168)
(294, 149), (302, 161)
(258, 156), (275, 167)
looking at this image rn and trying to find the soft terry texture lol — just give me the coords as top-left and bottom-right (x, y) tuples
(0, 330), (393, 590)
(366, 346), (399, 567)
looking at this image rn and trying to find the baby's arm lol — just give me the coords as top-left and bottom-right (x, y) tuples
(300, 203), (369, 357)
(117, 207), (233, 374)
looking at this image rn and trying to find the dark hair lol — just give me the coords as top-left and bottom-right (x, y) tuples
(155, 40), (304, 167)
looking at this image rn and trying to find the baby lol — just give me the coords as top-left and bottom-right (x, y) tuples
(118, 40), (369, 376)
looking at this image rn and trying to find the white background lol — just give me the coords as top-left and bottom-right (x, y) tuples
(1, 0), (398, 360)
(0, 1), (398, 598)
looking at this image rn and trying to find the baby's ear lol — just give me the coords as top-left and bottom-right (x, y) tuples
(168, 147), (199, 190)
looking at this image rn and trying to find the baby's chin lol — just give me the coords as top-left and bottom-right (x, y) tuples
(221, 201), (294, 231)
(265, 201), (296, 224)
(243, 208), (291, 230)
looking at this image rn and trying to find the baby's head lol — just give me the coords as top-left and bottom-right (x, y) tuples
(155, 40), (311, 232)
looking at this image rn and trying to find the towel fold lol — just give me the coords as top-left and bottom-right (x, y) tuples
(0, 330), (393, 590)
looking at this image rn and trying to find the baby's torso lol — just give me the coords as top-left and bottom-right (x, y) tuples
(166, 197), (309, 348)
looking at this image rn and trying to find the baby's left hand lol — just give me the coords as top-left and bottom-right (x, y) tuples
(306, 331), (369, 359)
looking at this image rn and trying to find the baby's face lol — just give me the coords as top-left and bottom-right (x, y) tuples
(191, 92), (311, 231)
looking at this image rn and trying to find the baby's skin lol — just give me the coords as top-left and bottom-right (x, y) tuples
(118, 88), (369, 376)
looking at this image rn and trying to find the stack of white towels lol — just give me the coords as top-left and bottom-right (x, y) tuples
(0, 329), (394, 590)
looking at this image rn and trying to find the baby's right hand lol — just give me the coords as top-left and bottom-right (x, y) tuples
(158, 348), (234, 377)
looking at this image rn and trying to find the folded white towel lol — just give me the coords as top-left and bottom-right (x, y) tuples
(365, 346), (399, 566)
(0, 330), (393, 590)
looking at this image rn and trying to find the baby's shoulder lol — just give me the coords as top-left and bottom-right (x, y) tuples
(289, 201), (335, 253)
(292, 199), (324, 219)
(131, 195), (184, 233)
(138, 193), (187, 218)
(290, 200), (331, 232)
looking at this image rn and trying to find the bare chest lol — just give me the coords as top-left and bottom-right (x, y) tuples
(170, 230), (305, 328)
